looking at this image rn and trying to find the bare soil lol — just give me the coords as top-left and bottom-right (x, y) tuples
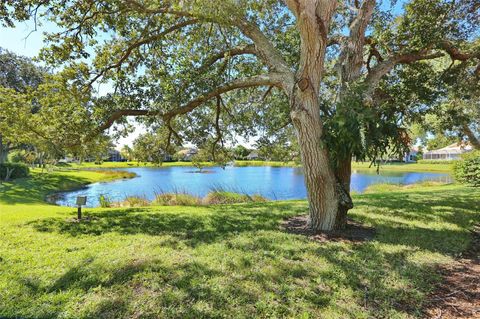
(282, 215), (375, 243)
(424, 224), (480, 319)
(283, 216), (480, 318)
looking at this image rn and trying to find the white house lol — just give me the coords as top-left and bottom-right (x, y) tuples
(403, 147), (419, 163)
(423, 142), (473, 160)
(246, 151), (260, 160)
(108, 149), (124, 162)
(177, 148), (198, 161)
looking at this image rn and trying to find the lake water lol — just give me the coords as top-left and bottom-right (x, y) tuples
(53, 166), (452, 207)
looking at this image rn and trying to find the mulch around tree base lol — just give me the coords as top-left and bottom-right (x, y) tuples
(281, 215), (376, 243)
(424, 224), (480, 319)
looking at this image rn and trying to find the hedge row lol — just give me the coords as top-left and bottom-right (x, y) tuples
(0, 163), (30, 180)
(453, 151), (480, 187)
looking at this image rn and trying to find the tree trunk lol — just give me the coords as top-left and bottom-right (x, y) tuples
(0, 134), (8, 164)
(290, 91), (340, 231)
(4, 167), (15, 181)
(0, 146), (7, 164)
(333, 155), (354, 229)
(285, 0), (344, 231)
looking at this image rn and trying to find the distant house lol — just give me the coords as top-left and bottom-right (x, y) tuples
(177, 148), (198, 161)
(423, 142), (473, 160)
(108, 150), (124, 162)
(403, 147), (419, 163)
(381, 147), (418, 163)
(246, 151), (260, 160)
(58, 156), (75, 163)
(163, 153), (173, 162)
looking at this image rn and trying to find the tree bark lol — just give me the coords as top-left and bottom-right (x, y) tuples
(285, 0), (342, 231)
(4, 167), (14, 181)
(290, 90), (340, 231)
(333, 155), (354, 229)
(0, 134), (8, 164)
(0, 145), (7, 164)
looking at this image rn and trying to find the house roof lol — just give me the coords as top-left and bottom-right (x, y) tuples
(177, 148), (198, 155)
(425, 142), (473, 154)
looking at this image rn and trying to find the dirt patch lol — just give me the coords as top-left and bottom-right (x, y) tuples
(424, 224), (480, 318)
(282, 215), (375, 243)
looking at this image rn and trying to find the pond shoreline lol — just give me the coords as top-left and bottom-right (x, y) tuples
(43, 169), (137, 206)
(64, 160), (453, 172)
(52, 166), (452, 208)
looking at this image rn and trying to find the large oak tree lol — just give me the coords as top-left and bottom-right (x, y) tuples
(2, 0), (479, 230)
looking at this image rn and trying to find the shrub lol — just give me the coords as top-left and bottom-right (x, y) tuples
(204, 191), (250, 204)
(115, 196), (150, 207)
(8, 151), (26, 163)
(250, 194), (268, 202)
(153, 193), (201, 206)
(99, 195), (111, 208)
(0, 163), (29, 180)
(203, 191), (268, 204)
(454, 151), (480, 187)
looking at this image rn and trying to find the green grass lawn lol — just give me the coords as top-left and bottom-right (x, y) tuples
(67, 160), (452, 172)
(66, 161), (216, 169)
(0, 170), (478, 318)
(351, 161), (453, 173)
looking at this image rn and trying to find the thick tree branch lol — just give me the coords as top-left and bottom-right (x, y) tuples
(363, 50), (444, 101)
(211, 95), (223, 161)
(462, 123), (480, 149)
(286, 0), (338, 90)
(338, 0), (376, 83)
(198, 44), (257, 71)
(327, 35), (346, 47)
(439, 41), (480, 61)
(363, 41), (480, 102)
(235, 21), (292, 75)
(91, 73), (285, 137)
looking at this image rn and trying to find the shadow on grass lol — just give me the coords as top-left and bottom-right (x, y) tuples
(352, 188), (479, 254)
(27, 202), (307, 246)
(27, 187), (478, 253)
(11, 186), (479, 317)
(15, 235), (443, 318)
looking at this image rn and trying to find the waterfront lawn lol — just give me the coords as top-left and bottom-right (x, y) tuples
(0, 171), (478, 318)
(0, 169), (135, 205)
(66, 161), (215, 169)
(350, 161), (453, 173)
(67, 160), (452, 172)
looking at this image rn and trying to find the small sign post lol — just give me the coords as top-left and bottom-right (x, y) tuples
(76, 196), (87, 220)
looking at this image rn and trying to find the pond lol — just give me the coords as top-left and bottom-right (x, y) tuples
(53, 166), (452, 207)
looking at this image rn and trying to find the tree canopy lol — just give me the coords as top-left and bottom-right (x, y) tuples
(0, 48), (115, 164)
